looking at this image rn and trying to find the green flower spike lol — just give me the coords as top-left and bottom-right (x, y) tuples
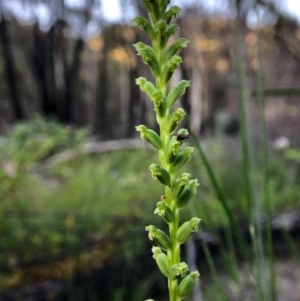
(134, 0), (200, 300)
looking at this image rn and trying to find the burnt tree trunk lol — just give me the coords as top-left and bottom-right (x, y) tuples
(0, 14), (24, 120)
(62, 37), (85, 123)
(95, 59), (108, 138)
(31, 23), (57, 117)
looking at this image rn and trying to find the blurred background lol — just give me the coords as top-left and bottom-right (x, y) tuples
(1, 0), (300, 300)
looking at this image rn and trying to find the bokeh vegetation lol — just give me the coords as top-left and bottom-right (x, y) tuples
(1, 115), (300, 300)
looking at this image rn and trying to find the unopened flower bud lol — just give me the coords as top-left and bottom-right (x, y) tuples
(178, 271), (200, 298)
(146, 225), (171, 250)
(136, 125), (162, 150)
(149, 163), (170, 186)
(176, 217), (201, 244)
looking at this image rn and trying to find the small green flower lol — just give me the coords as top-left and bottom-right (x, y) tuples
(149, 163), (171, 186)
(170, 146), (194, 172)
(178, 271), (200, 298)
(176, 217), (201, 244)
(170, 262), (189, 279)
(133, 42), (160, 76)
(133, 16), (155, 39)
(176, 179), (199, 208)
(164, 38), (189, 62)
(135, 125), (162, 150)
(167, 108), (186, 134)
(154, 200), (174, 222)
(136, 77), (156, 99)
(166, 80), (190, 108)
(172, 172), (192, 197)
(167, 136), (181, 163)
(165, 5), (181, 23)
(152, 246), (170, 277)
(146, 225), (171, 250)
(151, 90), (166, 117)
(163, 55), (182, 84)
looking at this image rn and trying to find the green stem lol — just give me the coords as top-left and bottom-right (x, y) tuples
(255, 13), (275, 301)
(169, 207), (180, 301)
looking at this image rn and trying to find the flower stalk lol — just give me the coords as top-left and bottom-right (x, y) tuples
(133, 1), (200, 300)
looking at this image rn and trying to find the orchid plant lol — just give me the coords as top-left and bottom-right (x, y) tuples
(133, 1), (200, 300)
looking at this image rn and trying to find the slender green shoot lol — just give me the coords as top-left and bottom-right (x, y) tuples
(234, 1), (274, 300)
(254, 8), (276, 301)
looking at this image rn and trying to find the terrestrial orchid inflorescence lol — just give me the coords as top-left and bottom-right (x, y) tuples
(133, 1), (200, 300)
